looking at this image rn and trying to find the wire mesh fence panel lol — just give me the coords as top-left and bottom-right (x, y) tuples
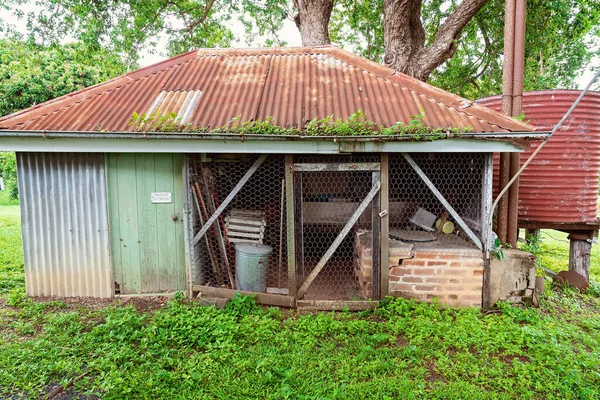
(189, 154), (288, 294)
(294, 154), (380, 301)
(387, 153), (486, 251)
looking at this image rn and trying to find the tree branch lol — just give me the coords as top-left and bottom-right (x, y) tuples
(417, 0), (488, 79)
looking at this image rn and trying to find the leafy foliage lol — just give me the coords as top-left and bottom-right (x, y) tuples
(330, 0), (600, 99)
(0, 152), (17, 202)
(129, 109), (466, 139)
(1, 207), (600, 398)
(0, 39), (128, 117)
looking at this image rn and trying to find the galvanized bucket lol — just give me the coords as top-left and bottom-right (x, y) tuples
(234, 243), (273, 292)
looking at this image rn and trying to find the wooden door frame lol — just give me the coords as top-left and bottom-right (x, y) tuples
(287, 156), (385, 301)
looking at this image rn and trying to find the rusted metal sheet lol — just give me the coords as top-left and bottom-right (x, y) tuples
(478, 90), (600, 223)
(17, 153), (112, 298)
(0, 47), (533, 134)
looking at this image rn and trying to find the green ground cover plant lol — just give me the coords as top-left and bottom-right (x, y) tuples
(1, 207), (599, 399)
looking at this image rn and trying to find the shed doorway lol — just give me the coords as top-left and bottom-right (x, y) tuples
(106, 153), (186, 295)
(292, 155), (382, 302)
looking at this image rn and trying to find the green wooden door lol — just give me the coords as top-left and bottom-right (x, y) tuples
(107, 153), (186, 294)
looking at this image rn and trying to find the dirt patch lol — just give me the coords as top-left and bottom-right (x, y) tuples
(28, 296), (171, 312)
(500, 354), (530, 364)
(425, 359), (447, 383)
(396, 335), (409, 347)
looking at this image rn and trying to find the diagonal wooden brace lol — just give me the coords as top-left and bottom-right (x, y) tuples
(402, 153), (483, 250)
(297, 180), (381, 299)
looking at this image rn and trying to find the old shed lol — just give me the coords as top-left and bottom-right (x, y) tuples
(0, 47), (543, 308)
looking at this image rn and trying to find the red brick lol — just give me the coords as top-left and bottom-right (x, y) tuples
(413, 268), (435, 276)
(401, 260), (426, 267)
(441, 269), (467, 276)
(391, 283), (414, 292)
(389, 275), (401, 282)
(426, 261), (448, 267)
(390, 267), (412, 276)
(449, 279), (460, 284)
(414, 285), (438, 292)
(425, 277), (449, 284)
(472, 269), (484, 276)
(402, 276), (423, 283)
(447, 294), (458, 300)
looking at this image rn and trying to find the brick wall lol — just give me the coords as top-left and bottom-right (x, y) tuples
(389, 249), (484, 307)
(356, 232), (484, 307)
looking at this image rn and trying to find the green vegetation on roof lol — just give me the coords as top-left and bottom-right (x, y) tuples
(128, 110), (470, 140)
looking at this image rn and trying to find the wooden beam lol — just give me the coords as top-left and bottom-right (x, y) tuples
(285, 155), (297, 297)
(371, 171), (381, 300)
(193, 154), (267, 245)
(402, 153), (483, 250)
(193, 285), (296, 308)
(297, 181), (381, 299)
(296, 300), (379, 311)
(292, 162), (381, 172)
(380, 153), (390, 297)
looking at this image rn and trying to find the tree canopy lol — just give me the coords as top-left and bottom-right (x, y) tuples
(0, 40), (128, 117)
(0, 0), (598, 100)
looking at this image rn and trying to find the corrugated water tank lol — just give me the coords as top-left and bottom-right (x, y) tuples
(478, 90), (600, 224)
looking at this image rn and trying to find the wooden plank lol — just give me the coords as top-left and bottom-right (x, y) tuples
(380, 153), (390, 297)
(193, 154), (267, 245)
(117, 154), (142, 294)
(296, 300), (379, 311)
(294, 171), (304, 284)
(285, 155), (297, 297)
(482, 153), (493, 252)
(292, 162), (381, 172)
(371, 171), (381, 300)
(402, 153), (483, 250)
(193, 285), (296, 308)
(297, 181), (381, 299)
(136, 153), (159, 293)
(106, 154), (123, 294)
(172, 154), (186, 291)
(155, 154), (178, 292)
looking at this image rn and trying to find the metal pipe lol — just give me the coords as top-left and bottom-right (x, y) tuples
(507, 0), (527, 248)
(497, 153), (510, 242)
(486, 69), (600, 255)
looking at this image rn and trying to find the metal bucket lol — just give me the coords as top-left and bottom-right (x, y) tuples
(235, 243), (273, 292)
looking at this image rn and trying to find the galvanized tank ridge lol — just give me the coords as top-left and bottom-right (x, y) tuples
(478, 90), (600, 223)
(17, 153), (112, 297)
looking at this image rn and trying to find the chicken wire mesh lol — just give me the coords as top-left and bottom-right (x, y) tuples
(387, 153), (485, 251)
(294, 154), (380, 301)
(189, 152), (486, 301)
(190, 154), (288, 293)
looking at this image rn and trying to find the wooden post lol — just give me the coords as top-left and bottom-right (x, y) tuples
(285, 155), (297, 297)
(371, 171), (381, 300)
(525, 228), (540, 242)
(568, 232), (592, 282)
(380, 153), (390, 298)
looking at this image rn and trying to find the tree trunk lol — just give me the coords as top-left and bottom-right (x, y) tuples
(383, 0), (488, 81)
(294, 0), (334, 46)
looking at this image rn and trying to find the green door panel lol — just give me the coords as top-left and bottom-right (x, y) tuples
(107, 153), (186, 294)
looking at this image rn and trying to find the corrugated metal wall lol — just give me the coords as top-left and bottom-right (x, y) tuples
(17, 153), (113, 298)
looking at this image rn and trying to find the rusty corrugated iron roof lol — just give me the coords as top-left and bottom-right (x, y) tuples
(0, 47), (534, 133)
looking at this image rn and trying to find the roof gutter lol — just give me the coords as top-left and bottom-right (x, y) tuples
(0, 130), (548, 141)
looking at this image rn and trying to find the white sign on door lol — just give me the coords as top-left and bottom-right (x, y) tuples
(151, 192), (172, 203)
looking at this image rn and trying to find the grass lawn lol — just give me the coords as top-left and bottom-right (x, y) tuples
(1, 206), (600, 399)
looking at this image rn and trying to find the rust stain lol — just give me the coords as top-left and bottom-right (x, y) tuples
(0, 47), (533, 133)
(479, 90), (600, 223)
